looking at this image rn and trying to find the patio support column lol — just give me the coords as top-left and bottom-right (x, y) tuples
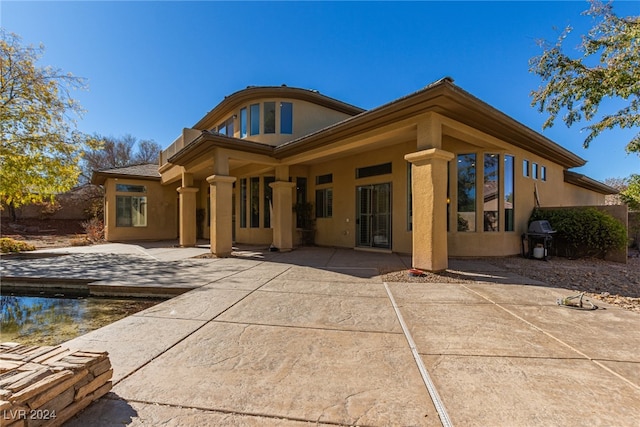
(405, 148), (454, 272)
(207, 174), (236, 257)
(177, 173), (198, 247)
(270, 181), (295, 252)
(269, 165), (294, 252)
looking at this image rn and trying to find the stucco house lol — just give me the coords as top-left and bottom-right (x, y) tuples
(92, 77), (616, 271)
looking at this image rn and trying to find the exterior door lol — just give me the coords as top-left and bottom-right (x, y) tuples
(356, 183), (391, 249)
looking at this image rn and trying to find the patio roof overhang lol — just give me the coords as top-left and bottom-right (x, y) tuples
(165, 78), (591, 181)
(273, 78), (587, 169)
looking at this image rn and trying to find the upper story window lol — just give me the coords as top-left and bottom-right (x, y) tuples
(280, 102), (293, 134)
(532, 162), (539, 180)
(240, 101), (295, 137)
(264, 102), (276, 134)
(250, 104), (260, 136)
(217, 116), (234, 137)
(523, 159), (530, 178)
(240, 107), (247, 138)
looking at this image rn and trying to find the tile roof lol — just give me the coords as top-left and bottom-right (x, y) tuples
(96, 164), (160, 178)
(91, 164), (160, 185)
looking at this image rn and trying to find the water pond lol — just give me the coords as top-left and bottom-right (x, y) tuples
(0, 295), (162, 346)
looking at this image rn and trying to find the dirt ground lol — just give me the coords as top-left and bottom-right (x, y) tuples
(382, 252), (639, 313)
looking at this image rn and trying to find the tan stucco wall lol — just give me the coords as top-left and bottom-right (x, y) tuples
(103, 178), (178, 241)
(146, 99), (611, 259)
(445, 140), (606, 257)
(308, 141), (415, 253)
(217, 129), (608, 258)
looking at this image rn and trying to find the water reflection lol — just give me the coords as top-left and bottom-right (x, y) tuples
(0, 295), (161, 346)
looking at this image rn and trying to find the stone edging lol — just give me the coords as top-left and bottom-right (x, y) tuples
(0, 343), (112, 427)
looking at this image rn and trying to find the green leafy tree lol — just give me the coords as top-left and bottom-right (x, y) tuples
(620, 174), (640, 211)
(0, 29), (97, 209)
(529, 0), (640, 154)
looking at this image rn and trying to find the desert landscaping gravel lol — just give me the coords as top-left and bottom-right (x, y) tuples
(382, 251), (640, 312)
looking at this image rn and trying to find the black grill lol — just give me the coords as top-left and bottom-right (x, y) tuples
(522, 220), (556, 261)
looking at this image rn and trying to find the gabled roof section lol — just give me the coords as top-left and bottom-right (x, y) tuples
(275, 77), (587, 169)
(564, 171), (618, 195)
(193, 85), (365, 131)
(91, 164), (160, 185)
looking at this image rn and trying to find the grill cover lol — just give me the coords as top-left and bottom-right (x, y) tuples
(528, 220), (555, 234)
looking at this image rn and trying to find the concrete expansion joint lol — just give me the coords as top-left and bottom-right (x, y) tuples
(214, 318), (404, 336)
(458, 283), (640, 391)
(383, 282), (453, 427)
(323, 248), (339, 267)
(118, 397), (349, 426)
(113, 265), (287, 387)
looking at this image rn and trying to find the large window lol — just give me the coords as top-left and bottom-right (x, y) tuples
(315, 188), (333, 218)
(280, 102), (293, 134)
(240, 178), (247, 228)
(250, 177), (260, 227)
(504, 155), (515, 231)
(240, 107), (247, 138)
(264, 102), (276, 134)
(483, 154), (499, 232)
(115, 184), (147, 227)
(250, 104), (260, 136)
(116, 196), (147, 227)
(457, 154), (476, 232)
(263, 176), (275, 228)
(296, 177), (308, 228)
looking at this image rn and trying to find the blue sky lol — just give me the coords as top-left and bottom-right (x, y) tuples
(2, 1), (638, 181)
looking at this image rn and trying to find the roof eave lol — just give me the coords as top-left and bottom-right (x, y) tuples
(91, 172), (161, 186)
(564, 170), (618, 195)
(273, 79), (587, 169)
(167, 131), (275, 166)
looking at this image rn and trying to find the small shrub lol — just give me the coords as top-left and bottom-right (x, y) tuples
(81, 217), (104, 242)
(70, 235), (91, 246)
(530, 208), (627, 258)
(0, 238), (36, 253)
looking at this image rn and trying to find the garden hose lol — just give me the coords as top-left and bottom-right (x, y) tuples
(556, 292), (598, 310)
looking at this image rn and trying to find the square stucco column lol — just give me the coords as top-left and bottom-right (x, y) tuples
(405, 148), (455, 272)
(269, 180), (296, 252)
(207, 174), (236, 257)
(177, 186), (199, 247)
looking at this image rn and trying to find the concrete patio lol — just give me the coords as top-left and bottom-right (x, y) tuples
(1, 243), (638, 426)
